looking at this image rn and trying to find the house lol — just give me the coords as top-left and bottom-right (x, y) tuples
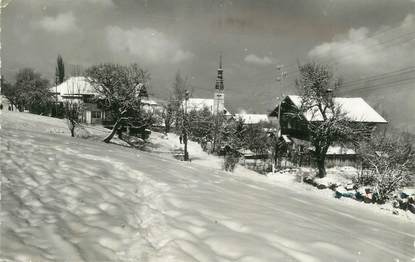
(141, 98), (163, 114)
(269, 95), (388, 166)
(234, 113), (270, 125)
(184, 98), (232, 116)
(51, 76), (105, 124)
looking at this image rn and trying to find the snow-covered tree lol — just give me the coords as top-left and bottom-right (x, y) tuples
(358, 132), (415, 202)
(296, 63), (367, 178)
(1, 77), (18, 110)
(242, 122), (271, 156)
(187, 107), (215, 142)
(170, 71), (192, 131)
(11, 68), (52, 113)
(161, 100), (174, 133)
(85, 63), (150, 143)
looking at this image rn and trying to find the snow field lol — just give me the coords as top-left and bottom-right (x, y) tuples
(1, 127), (172, 261)
(1, 111), (415, 261)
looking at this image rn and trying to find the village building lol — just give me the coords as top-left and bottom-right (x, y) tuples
(52, 77), (160, 125)
(234, 113), (270, 125)
(51, 76), (105, 124)
(184, 98), (232, 116)
(141, 98), (164, 114)
(269, 94), (388, 167)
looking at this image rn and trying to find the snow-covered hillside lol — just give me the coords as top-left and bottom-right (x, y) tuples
(1, 111), (414, 262)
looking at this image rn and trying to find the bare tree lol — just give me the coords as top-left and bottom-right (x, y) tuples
(162, 99), (174, 133)
(62, 75), (83, 137)
(296, 63), (367, 178)
(171, 71), (190, 130)
(64, 102), (80, 137)
(85, 63), (150, 143)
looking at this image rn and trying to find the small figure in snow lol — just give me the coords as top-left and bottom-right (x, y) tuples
(179, 135), (183, 144)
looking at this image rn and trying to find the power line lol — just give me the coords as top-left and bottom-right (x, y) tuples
(341, 70), (415, 91)
(244, 22), (415, 82)
(339, 76), (415, 94)
(342, 66), (415, 87)
(240, 33), (415, 95)
(248, 64), (415, 100)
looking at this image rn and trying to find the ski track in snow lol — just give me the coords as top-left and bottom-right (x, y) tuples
(1, 111), (415, 262)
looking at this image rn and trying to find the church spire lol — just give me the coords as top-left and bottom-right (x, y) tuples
(215, 54), (224, 91)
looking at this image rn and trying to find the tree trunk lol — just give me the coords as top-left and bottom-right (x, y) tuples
(165, 123), (170, 134)
(316, 156), (326, 178)
(68, 119), (76, 137)
(103, 118), (123, 143)
(183, 132), (189, 161)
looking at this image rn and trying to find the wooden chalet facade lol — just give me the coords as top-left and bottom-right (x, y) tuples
(269, 95), (388, 167)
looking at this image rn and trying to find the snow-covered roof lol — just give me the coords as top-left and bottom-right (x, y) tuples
(185, 98), (214, 111)
(309, 145), (356, 155)
(281, 135), (292, 143)
(287, 95), (387, 123)
(326, 146), (356, 155)
(238, 149), (255, 156)
(141, 99), (159, 106)
(52, 77), (98, 96)
(235, 114), (269, 124)
(184, 98), (231, 115)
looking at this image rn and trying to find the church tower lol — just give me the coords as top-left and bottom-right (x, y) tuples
(213, 55), (225, 115)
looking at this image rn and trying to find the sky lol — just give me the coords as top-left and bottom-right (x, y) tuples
(2, 0), (415, 132)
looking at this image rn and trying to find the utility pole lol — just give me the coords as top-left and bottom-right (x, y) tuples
(183, 89), (190, 161)
(212, 98), (219, 154)
(212, 54), (224, 154)
(274, 65), (287, 170)
(55, 75), (58, 117)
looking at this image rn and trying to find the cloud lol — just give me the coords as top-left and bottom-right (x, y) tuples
(106, 26), (194, 64)
(308, 13), (415, 73)
(244, 54), (273, 66)
(38, 12), (77, 34)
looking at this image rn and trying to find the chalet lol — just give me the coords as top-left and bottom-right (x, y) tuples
(51, 77), (105, 124)
(269, 95), (388, 166)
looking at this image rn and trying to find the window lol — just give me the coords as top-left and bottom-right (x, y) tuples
(91, 111), (101, 119)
